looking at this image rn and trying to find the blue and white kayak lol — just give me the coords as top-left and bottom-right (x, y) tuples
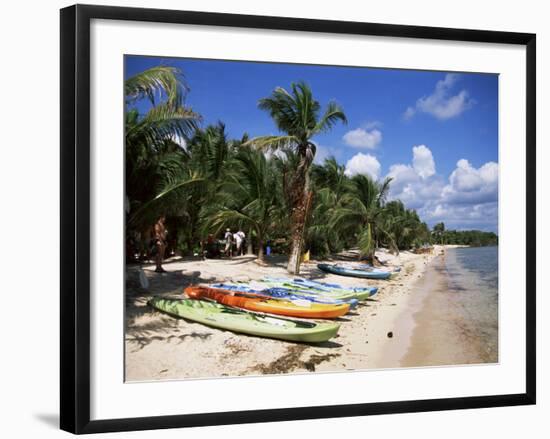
(356, 263), (401, 272)
(317, 264), (392, 280)
(264, 277), (378, 297)
(210, 283), (359, 308)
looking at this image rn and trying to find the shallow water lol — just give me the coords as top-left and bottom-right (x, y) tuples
(443, 246), (499, 362)
(400, 246), (499, 367)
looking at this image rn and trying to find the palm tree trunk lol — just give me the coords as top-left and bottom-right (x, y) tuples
(257, 232), (265, 263)
(287, 233), (303, 274)
(247, 228), (254, 255)
(287, 183), (313, 274)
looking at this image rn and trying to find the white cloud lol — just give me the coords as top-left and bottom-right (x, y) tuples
(442, 159), (498, 204)
(384, 145), (498, 231)
(404, 73), (475, 120)
(344, 153), (381, 179)
(421, 201), (498, 231)
(343, 128), (382, 149)
(386, 145), (439, 205)
(388, 163), (419, 186)
(412, 144), (436, 178)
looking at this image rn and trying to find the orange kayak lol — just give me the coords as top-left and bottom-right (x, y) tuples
(184, 286), (349, 319)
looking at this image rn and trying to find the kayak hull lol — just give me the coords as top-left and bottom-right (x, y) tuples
(148, 297), (340, 343)
(185, 286), (350, 318)
(318, 263), (392, 280)
(211, 283), (359, 308)
(263, 278), (377, 300)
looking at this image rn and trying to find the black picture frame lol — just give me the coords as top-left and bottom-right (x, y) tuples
(60, 4), (536, 434)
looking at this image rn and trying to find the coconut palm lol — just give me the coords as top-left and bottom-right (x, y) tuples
(124, 67), (202, 256)
(305, 158), (354, 257)
(433, 222), (446, 245)
(379, 200), (423, 253)
(305, 188), (342, 258)
(330, 174), (393, 264)
(202, 147), (282, 262)
(311, 157), (352, 199)
(248, 81), (347, 273)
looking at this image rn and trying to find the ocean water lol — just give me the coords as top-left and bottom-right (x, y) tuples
(442, 246), (499, 362)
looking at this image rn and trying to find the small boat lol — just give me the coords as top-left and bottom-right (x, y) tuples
(211, 283), (359, 308)
(317, 263), (392, 280)
(148, 297), (340, 343)
(185, 285), (350, 319)
(263, 277), (376, 300)
(357, 263), (401, 272)
(266, 277), (378, 298)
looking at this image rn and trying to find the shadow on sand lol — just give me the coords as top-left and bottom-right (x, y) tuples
(125, 268), (219, 349)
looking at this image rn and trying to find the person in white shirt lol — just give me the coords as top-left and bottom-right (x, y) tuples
(224, 228), (233, 258)
(233, 230), (246, 256)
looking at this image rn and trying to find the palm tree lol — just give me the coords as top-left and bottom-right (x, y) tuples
(202, 147), (282, 262)
(124, 66), (202, 256)
(305, 158), (354, 257)
(433, 222), (446, 245)
(379, 200), (423, 253)
(311, 157), (352, 199)
(330, 174), (393, 264)
(248, 81), (347, 273)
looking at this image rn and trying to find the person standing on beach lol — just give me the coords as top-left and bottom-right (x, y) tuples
(234, 230), (245, 256)
(153, 215), (167, 273)
(224, 228), (233, 258)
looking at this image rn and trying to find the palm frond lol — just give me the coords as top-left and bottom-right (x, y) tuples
(357, 224), (374, 257)
(244, 135), (299, 152)
(128, 175), (205, 225)
(125, 66), (188, 107)
(313, 101), (347, 134)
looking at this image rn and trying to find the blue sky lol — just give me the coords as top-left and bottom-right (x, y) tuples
(126, 56), (499, 232)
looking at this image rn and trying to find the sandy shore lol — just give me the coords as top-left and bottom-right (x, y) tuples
(125, 246), (445, 381)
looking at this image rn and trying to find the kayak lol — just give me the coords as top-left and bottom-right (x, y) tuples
(357, 263), (401, 272)
(148, 297), (340, 343)
(262, 278), (375, 300)
(261, 280), (369, 301)
(318, 263), (392, 280)
(185, 285), (350, 319)
(294, 277), (378, 296)
(211, 283), (359, 309)
(264, 277), (378, 298)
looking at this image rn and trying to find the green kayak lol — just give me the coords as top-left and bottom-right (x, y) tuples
(148, 297), (340, 343)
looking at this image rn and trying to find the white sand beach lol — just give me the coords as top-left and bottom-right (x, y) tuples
(125, 246), (454, 381)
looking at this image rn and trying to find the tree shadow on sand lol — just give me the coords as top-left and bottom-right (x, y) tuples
(125, 268), (218, 349)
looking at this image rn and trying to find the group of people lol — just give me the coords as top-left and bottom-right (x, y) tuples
(150, 216), (248, 273)
(224, 229), (246, 258)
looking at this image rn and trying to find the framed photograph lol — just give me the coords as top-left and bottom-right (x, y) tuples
(60, 4), (536, 434)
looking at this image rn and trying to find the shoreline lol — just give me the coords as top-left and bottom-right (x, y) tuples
(378, 246), (498, 369)
(125, 245), (474, 381)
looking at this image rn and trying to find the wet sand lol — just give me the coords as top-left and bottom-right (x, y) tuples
(377, 248), (498, 368)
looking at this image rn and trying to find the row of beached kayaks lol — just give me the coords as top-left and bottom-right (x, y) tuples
(148, 267), (399, 343)
(148, 297), (342, 343)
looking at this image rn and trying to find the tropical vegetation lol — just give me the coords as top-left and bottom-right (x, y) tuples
(431, 223), (498, 247)
(124, 66), (497, 273)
